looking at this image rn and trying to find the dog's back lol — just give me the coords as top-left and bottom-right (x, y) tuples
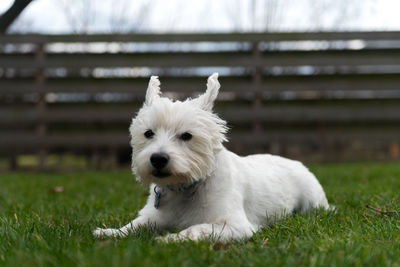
(223, 150), (329, 228)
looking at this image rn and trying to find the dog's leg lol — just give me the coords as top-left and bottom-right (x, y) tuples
(93, 215), (154, 238)
(158, 221), (254, 242)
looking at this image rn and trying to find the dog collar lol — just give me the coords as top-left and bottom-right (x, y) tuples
(166, 181), (199, 192)
(153, 181), (200, 209)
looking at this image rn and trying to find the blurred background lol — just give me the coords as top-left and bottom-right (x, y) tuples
(1, 0), (400, 170)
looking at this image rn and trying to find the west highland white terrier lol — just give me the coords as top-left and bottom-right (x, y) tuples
(93, 73), (330, 241)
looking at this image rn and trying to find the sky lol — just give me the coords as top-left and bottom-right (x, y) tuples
(1, 0), (400, 33)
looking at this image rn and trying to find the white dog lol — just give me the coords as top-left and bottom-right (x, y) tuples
(93, 73), (330, 241)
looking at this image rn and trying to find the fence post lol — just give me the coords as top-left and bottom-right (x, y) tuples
(35, 41), (47, 170)
(389, 142), (399, 159)
(252, 41), (262, 132)
(109, 148), (118, 169)
(9, 154), (17, 170)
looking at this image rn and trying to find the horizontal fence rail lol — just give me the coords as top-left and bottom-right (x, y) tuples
(3, 50), (400, 68)
(1, 32), (400, 169)
(2, 31), (400, 43)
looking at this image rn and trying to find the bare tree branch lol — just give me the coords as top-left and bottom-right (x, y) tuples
(0, 0), (33, 33)
(57, 0), (152, 33)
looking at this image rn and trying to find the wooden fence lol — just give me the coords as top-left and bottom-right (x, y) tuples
(1, 32), (400, 169)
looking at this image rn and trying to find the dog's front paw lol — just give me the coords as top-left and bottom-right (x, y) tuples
(156, 233), (185, 243)
(93, 227), (111, 238)
(156, 228), (207, 243)
(93, 228), (127, 238)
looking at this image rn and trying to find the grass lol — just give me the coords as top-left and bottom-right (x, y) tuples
(0, 163), (399, 267)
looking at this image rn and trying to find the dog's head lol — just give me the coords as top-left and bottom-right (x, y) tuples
(129, 73), (228, 186)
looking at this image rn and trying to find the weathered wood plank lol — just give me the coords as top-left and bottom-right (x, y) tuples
(2, 31), (400, 43)
(2, 105), (400, 124)
(2, 49), (400, 68)
(2, 74), (400, 95)
(0, 128), (398, 150)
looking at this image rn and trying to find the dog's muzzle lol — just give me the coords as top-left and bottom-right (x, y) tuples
(150, 152), (171, 178)
(150, 152), (169, 169)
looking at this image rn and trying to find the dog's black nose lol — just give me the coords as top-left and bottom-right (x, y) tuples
(150, 152), (169, 170)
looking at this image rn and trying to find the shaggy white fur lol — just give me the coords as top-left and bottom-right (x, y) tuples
(93, 73), (330, 241)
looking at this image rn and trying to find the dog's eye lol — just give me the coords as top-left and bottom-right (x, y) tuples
(180, 132), (192, 141)
(144, 130), (154, 139)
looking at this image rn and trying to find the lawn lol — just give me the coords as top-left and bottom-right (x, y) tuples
(0, 163), (399, 266)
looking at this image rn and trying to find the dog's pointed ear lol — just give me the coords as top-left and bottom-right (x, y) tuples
(145, 76), (161, 105)
(195, 73), (220, 111)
